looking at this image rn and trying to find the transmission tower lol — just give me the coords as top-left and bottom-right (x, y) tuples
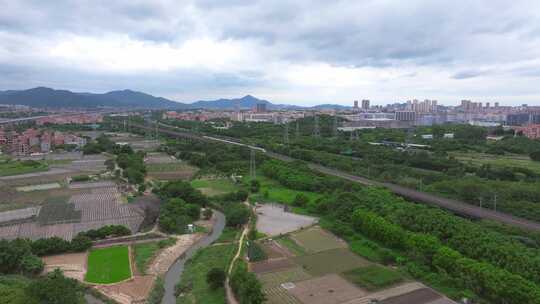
(283, 123), (289, 145)
(313, 115), (320, 138)
(295, 121), (300, 139)
(250, 149), (256, 179)
(332, 115), (338, 138)
(123, 119), (127, 132)
(155, 121), (159, 139)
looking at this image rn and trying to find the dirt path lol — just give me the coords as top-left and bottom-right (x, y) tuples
(225, 201), (250, 304)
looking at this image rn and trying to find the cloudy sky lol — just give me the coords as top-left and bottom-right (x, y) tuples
(1, 0), (540, 106)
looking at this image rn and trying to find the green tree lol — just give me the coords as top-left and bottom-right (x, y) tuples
(225, 204), (250, 227)
(292, 193), (309, 207)
(530, 151), (540, 162)
(27, 269), (81, 304)
(206, 268), (226, 290)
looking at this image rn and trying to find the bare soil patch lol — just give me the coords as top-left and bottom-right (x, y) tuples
(288, 273), (367, 304)
(42, 252), (87, 281)
(255, 204), (317, 236)
(250, 258), (295, 274)
(379, 288), (444, 304)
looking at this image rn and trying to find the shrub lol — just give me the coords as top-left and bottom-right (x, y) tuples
(206, 268), (226, 290)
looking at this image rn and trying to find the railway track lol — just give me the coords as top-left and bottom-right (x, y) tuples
(131, 122), (540, 232)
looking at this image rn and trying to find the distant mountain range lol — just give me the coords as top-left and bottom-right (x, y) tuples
(0, 87), (351, 110)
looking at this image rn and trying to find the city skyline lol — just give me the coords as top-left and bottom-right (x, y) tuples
(2, 1), (540, 106)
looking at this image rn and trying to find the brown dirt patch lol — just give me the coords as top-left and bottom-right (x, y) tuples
(288, 274), (367, 304)
(262, 240), (293, 259)
(250, 258), (294, 274)
(96, 275), (155, 304)
(42, 252), (87, 281)
(379, 288), (444, 304)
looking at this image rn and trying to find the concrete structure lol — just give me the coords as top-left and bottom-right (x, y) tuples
(513, 124), (540, 139)
(361, 99), (370, 110)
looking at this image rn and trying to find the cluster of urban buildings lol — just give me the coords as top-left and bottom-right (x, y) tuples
(35, 113), (103, 125)
(160, 99), (540, 139)
(162, 103), (305, 124)
(0, 128), (86, 156)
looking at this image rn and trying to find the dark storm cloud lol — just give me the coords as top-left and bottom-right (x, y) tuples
(1, 0), (540, 104)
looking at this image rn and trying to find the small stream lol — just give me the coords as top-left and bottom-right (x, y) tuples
(84, 211), (226, 304)
(161, 210), (226, 304)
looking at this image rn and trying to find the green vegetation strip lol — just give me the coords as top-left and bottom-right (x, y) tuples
(276, 237), (306, 256)
(85, 246), (132, 284)
(291, 227), (346, 253)
(177, 244), (235, 304)
(0, 160), (48, 176)
(342, 265), (404, 291)
(293, 248), (370, 276)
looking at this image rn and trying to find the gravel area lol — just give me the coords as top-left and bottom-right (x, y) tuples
(255, 204), (317, 236)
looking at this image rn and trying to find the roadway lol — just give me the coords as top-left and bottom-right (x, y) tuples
(132, 122), (540, 232)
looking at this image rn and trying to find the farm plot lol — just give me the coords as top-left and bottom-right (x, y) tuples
(250, 258), (295, 274)
(257, 266), (312, 288)
(146, 162), (198, 180)
(293, 248), (370, 276)
(16, 182), (62, 192)
(0, 168), (71, 180)
(263, 286), (302, 304)
(0, 207), (40, 223)
(261, 240), (295, 259)
(191, 178), (238, 196)
(69, 181), (116, 189)
(288, 274), (367, 304)
(256, 204), (317, 236)
(86, 246), (132, 284)
(342, 265), (405, 291)
(290, 226), (347, 253)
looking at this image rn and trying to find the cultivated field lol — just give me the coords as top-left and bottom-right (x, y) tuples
(290, 226), (347, 253)
(292, 248), (370, 276)
(248, 223), (455, 304)
(450, 151), (540, 174)
(191, 178), (238, 196)
(86, 246), (132, 284)
(288, 274), (367, 304)
(0, 186), (145, 241)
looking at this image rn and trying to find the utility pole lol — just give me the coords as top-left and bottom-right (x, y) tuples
(123, 119), (127, 132)
(493, 193), (497, 212)
(313, 115), (320, 138)
(283, 123), (289, 145)
(250, 149), (256, 179)
(479, 197), (483, 209)
(295, 121), (300, 139)
(155, 121), (159, 139)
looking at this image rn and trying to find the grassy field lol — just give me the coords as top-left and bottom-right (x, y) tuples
(291, 227), (346, 253)
(257, 267), (312, 288)
(190, 178), (238, 196)
(293, 248), (370, 276)
(276, 236), (307, 256)
(215, 227), (240, 243)
(342, 265), (404, 291)
(0, 160), (48, 176)
(133, 242), (160, 274)
(176, 244), (235, 304)
(450, 151), (540, 174)
(249, 175), (322, 205)
(85, 246), (132, 284)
